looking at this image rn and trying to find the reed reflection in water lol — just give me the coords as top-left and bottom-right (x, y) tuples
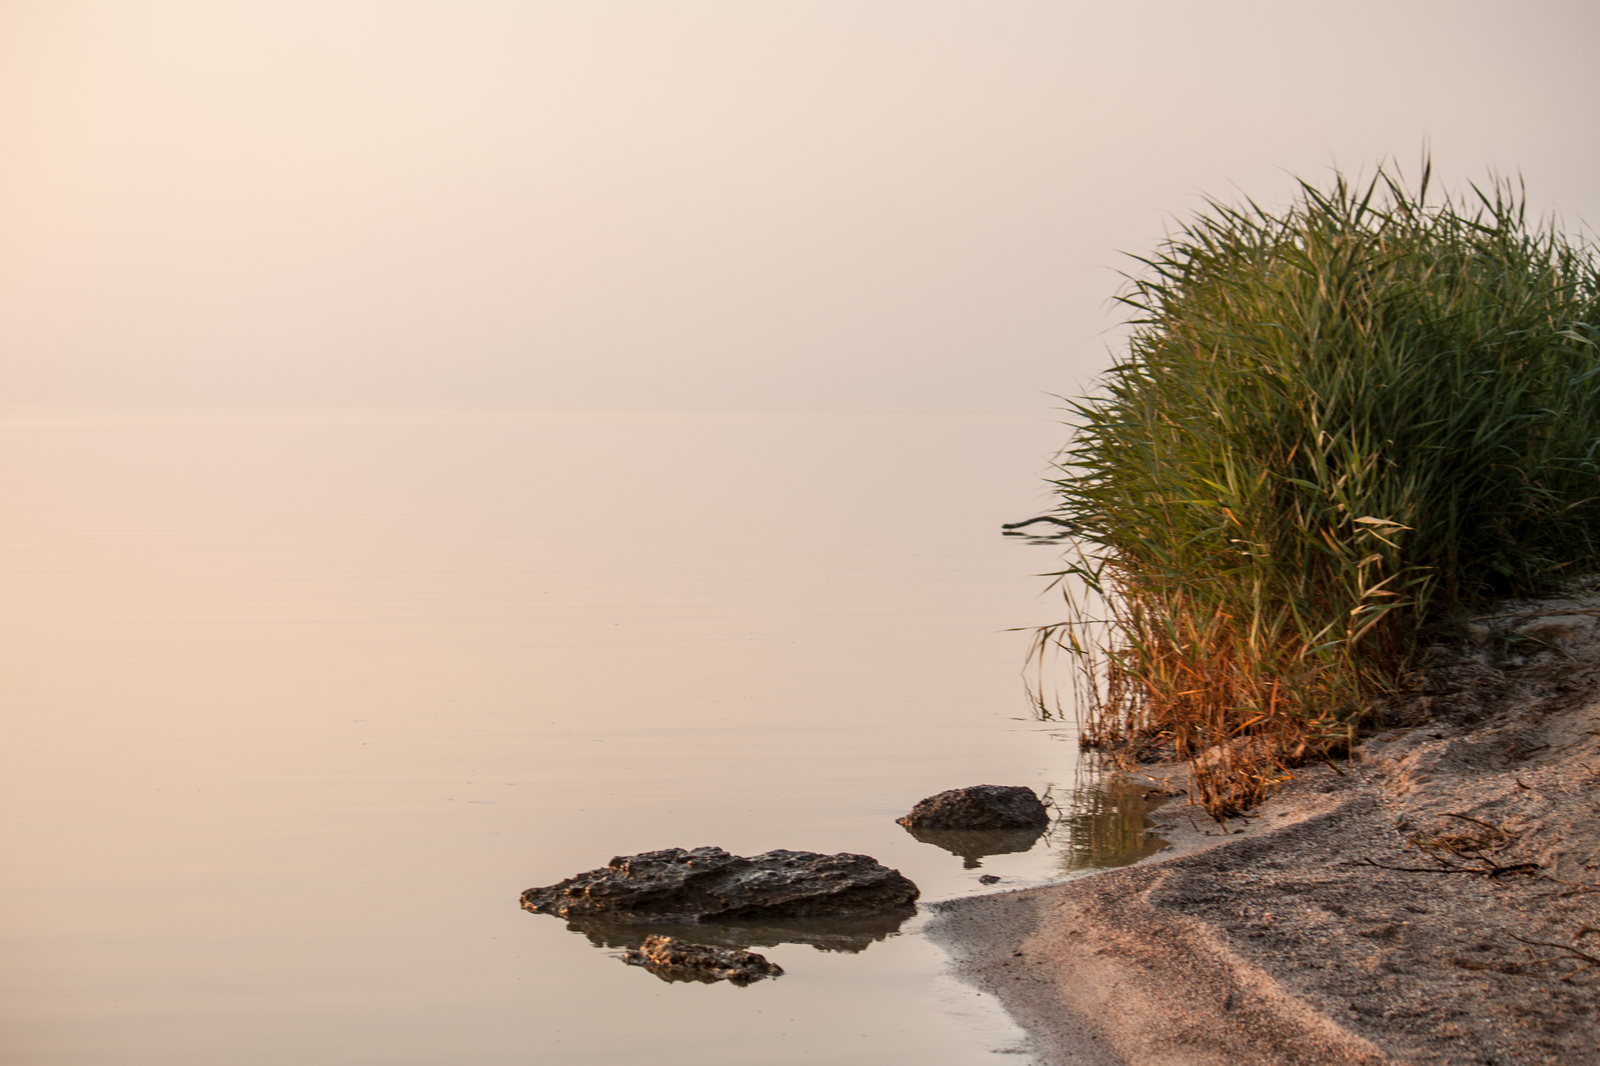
(1051, 775), (1172, 875)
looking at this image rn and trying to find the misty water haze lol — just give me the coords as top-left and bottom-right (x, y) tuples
(3, 3), (1599, 1064)
(2, 1), (1597, 412)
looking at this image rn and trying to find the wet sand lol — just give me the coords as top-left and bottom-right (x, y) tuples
(929, 595), (1600, 1065)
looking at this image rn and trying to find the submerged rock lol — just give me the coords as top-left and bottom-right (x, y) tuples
(623, 934), (783, 984)
(897, 785), (1049, 830)
(520, 846), (919, 923)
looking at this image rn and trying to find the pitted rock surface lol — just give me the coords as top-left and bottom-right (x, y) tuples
(896, 784), (1049, 829)
(520, 846), (919, 921)
(623, 935), (783, 983)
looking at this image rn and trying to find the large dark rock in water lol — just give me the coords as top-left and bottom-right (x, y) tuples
(896, 784), (1049, 830)
(623, 935), (784, 984)
(520, 847), (919, 922)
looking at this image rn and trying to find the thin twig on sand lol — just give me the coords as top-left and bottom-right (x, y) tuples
(1509, 928), (1600, 982)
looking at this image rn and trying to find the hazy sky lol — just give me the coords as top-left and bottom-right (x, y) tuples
(3, 0), (1597, 412)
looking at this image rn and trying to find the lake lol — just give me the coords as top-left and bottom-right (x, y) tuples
(0, 409), (1156, 1065)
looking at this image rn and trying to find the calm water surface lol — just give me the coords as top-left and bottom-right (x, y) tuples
(0, 410), (1155, 1065)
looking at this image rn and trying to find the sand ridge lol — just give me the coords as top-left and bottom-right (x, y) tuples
(929, 593), (1600, 1065)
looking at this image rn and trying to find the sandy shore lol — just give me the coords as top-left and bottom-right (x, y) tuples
(928, 596), (1600, 1065)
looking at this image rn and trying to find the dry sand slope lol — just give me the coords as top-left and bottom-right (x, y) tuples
(929, 594), (1600, 1066)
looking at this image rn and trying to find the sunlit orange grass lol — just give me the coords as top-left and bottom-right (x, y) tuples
(1082, 575), (1389, 816)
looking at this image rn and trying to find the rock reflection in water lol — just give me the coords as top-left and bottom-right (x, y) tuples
(1054, 774), (1170, 874)
(898, 825), (1046, 869)
(896, 776), (1170, 875)
(564, 906), (917, 955)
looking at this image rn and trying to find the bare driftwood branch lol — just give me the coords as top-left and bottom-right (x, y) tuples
(1345, 856), (1541, 877)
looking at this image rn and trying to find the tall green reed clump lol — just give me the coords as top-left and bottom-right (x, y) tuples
(1050, 166), (1600, 816)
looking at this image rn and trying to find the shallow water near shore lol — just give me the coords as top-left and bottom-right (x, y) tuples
(1, 409), (1154, 1065)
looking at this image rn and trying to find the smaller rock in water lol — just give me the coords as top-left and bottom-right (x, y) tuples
(977, 874), (1002, 885)
(624, 935), (783, 984)
(897, 784), (1049, 830)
